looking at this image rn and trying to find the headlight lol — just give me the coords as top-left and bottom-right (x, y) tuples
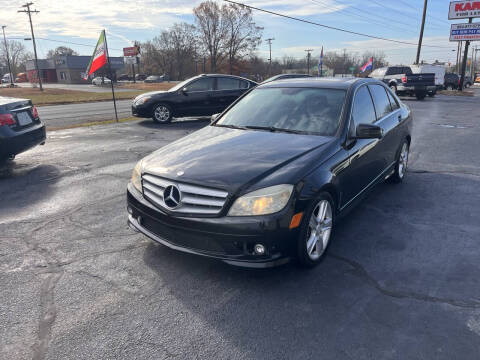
(134, 96), (151, 106)
(228, 184), (294, 216)
(131, 160), (143, 192)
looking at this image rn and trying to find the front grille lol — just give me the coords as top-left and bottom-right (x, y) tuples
(142, 173), (229, 215)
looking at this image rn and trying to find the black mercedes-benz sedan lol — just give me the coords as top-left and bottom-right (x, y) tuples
(0, 96), (46, 163)
(131, 74), (257, 123)
(127, 77), (412, 268)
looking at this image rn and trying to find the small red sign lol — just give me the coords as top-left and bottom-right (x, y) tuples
(123, 47), (138, 57)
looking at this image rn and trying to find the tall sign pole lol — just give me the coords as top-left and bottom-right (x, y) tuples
(459, 18), (472, 91)
(18, 2), (42, 91)
(416, 0), (428, 64)
(1, 26), (14, 86)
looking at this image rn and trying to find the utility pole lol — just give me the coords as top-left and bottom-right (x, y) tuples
(305, 49), (313, 75)
(459, 18), (473, 91)
(415, 0), (428, 64)
(266, 38), (274, 75)
(343, 48), (347, 77)
(18, 2), (42, 91)
(1, 26), (14, 86)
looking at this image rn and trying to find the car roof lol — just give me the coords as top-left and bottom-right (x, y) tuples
(257, 77), (374, 90)
(197, 73), (257, 83)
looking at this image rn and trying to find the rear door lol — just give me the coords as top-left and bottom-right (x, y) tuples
(180, 77), (215, 116)
(212, 77), (250, 113)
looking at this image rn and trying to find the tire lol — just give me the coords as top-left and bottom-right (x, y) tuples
(428, 90), (436, 97)
(388, 140), (409, 184)
(152, 103), (173, 123)
(415, 92), (426, 100)
(389, 84), (397, 94)
(446, 84), (454, 91)
(296, 192), (335, 268)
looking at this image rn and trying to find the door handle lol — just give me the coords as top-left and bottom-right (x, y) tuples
(397, 115), (402, 122)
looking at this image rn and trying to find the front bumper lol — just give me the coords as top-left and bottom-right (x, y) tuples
(127, 184), (296, 267)
(0, 121), (46, 157)
(131, 103), (151, 118)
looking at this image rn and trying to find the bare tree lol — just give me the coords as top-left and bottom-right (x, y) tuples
(194, 1), (228, 72)
(0, 40), (32, 75)
(169, 23), (196, 79)
(222, 3), (262, 74)
(46, 46), (78, 58)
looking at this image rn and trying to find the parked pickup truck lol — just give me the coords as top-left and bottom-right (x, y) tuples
(0, 96), (46, 163)
(369, 66), (435, 100)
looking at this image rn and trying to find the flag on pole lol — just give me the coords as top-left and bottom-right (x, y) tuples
(84, 30), (107, 79)
(360, 57), (373, 73)
(318, 46), (323, 76)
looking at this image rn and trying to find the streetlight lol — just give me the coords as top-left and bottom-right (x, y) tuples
(1, 25), (14, 86)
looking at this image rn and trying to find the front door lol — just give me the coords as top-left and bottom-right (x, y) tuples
(180, 77), (215, 117)
(340, 85), (385, 208)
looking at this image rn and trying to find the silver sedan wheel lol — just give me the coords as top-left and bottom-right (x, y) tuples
(154, 105), (170, 122)
(398, 142), (409, 179)
(306, 200), (333, 261)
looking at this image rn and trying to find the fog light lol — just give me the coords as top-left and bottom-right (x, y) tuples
(254, 244), (265, 255)
(127, 206), (133, 215)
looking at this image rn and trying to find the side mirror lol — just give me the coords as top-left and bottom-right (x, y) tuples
(181, 87), (188, 94)
(211, 113), (220, 123)
(354, 123), (383, 139)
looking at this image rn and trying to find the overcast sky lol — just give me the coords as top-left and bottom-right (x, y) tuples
(0, 0), (464, 66)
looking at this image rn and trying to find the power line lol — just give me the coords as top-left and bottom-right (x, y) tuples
(7, 36), (123, 52)
(223, 0), (451, 49)
(308, 0), (420, 36)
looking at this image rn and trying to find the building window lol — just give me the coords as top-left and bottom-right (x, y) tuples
(60, 72), (66, 80)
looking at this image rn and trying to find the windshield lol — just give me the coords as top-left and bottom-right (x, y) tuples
(168, 78), (197, 92)
(216, 87), (346, 136)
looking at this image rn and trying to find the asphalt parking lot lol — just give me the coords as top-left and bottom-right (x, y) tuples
(1, 92), (480, 359)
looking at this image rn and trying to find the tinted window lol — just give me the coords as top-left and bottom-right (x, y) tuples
(217, 88), (346, 136)
(185, 78), (214, 91)
(386, 89), (400, 111)
(217, 77), (241, 90)
(386, 67), (402, 75)
(351, 86), (376, 128)
(368, 84), (392, 119)
(403, 67), (413, 75)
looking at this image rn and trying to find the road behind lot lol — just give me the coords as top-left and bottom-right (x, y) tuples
(37, 100), (132, 128)
(1, 93), (480, 359)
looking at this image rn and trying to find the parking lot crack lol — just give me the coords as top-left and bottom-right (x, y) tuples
(31, 271), (63, 360)
(329, 253), (480, 309)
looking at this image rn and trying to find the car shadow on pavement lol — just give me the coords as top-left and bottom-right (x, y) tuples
(0, 162), (61, 212)
(140, 171), (480, 359)
(136, 118), (210, 131)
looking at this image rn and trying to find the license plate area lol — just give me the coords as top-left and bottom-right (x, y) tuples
(16, 111), (33, 126)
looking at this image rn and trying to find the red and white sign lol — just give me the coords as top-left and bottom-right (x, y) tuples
(123, 47), (138, 57)
(449, 1), (480, 19)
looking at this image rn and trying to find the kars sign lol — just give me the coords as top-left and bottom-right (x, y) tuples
(450, 23), (480, 41)
(123, 46), (138, 57)
(449, 1), (480, 19)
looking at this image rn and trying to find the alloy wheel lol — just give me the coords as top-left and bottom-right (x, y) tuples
(398, 142), (409, 178)
(306, 200), (333, 260)
(154, 105), (170, 122)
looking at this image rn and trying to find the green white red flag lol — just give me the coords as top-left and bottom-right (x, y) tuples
(84, 30), (108, 79)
